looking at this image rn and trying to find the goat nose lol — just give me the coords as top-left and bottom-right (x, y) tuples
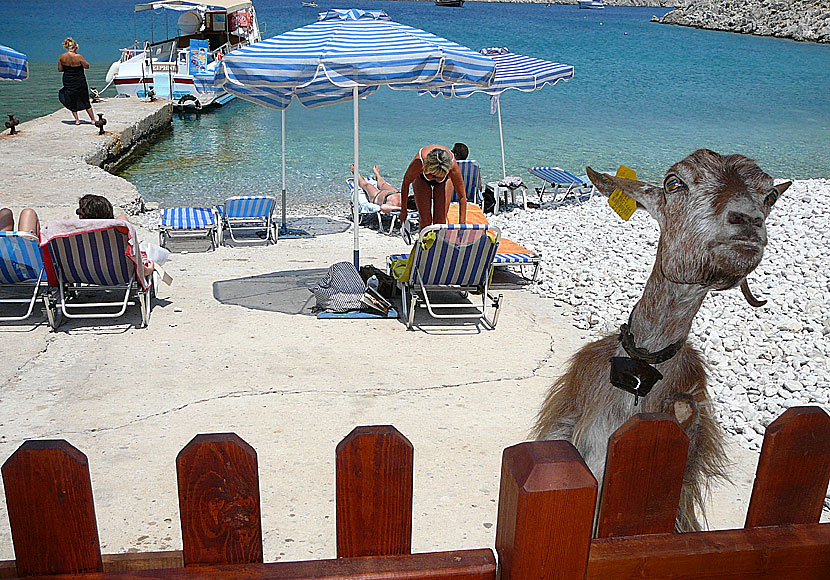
(727, 211), (763, 228)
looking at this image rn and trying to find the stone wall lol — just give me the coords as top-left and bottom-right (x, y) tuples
(657, 0), (830, 43)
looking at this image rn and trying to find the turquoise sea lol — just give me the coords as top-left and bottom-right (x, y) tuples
(1, 0), (829, 209)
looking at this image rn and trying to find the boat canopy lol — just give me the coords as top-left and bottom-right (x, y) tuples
(134, 0), (252, 13)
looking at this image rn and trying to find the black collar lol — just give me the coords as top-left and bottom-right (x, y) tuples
(618, 314), (685, 365)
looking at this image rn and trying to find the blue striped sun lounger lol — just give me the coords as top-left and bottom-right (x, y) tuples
(41, 220), (153, 329)
(159, 207), (218, 250)
(0, 231), (46, 321)
(220, 196), (277, 245)
(388, 224), (503, 330)
(454, 160), (483, 205)
(528, 166), (594, 203)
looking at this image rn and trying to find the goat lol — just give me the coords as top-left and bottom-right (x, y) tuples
(532, 149), (791, 531)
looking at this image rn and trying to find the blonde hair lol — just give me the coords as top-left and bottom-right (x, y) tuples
(63, 37), (78, 52)
(423, 148), (452, 177)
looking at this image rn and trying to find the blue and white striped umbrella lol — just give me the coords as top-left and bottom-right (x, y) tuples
(0, 44), (28, 81)
(215, 9), (496, 265)
(423, 47), (574, 178)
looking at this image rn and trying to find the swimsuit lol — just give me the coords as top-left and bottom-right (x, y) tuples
(372, 189), (398, 205)
(418, 148), (454, 186)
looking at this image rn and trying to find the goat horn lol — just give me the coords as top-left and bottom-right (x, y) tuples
(740, 279), (767, 307)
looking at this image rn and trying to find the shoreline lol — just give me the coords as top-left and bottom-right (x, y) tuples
(0, 97), (172, 221)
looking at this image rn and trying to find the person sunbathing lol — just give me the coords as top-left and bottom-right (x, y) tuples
(0, 207), (40, 237)
(350, 164), (407, 213)
(76, 194), (129, 221)
(75, 194), (155, 276)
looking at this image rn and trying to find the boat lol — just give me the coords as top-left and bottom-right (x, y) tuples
(435, 0), (464, 6)
(577, 0), (604, 8)
(107, 0), (262, 112)
(301, 1), (317, 6)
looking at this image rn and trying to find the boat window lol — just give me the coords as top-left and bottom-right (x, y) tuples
(149, 40), (176, 62)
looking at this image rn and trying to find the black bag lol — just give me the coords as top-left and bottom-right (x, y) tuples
(359, 265), (396, 300)
(483, 184), (496, 214)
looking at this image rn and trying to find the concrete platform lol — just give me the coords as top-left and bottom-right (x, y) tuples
(0, 97), (172, 221)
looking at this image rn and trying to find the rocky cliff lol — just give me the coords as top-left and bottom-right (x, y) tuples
(657, 0), (830, 43)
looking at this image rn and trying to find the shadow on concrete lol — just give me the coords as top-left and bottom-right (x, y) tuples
(213, 268), (327, 316)
(278, 216), (350, 237)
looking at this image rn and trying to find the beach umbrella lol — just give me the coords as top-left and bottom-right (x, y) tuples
(215, 8), (496, 266)
(0, 44), (28, 81)
(423, 47), (574, 179)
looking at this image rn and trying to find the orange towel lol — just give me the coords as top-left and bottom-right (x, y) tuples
(447, 204), (533, 255)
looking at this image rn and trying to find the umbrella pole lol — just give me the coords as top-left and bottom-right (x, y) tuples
(352, 86), (360, 268)
(497, 99), (507, 180)
(281, 108), (287, 235)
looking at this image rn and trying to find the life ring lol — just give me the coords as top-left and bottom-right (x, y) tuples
(177, 94), (202, 112)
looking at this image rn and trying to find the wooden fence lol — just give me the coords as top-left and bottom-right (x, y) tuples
(1, 406), (828, 580)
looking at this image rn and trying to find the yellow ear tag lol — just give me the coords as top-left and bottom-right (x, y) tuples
(608, 165), (637, 221)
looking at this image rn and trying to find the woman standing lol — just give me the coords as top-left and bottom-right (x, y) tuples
(400, 145), (467, 230)
(58, 37), (96, 125)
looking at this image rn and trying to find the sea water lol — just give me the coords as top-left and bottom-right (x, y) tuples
(1, 0), (828, 209)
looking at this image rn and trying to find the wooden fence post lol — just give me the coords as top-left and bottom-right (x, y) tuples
(176, 433), (263, 566)
(745, 405), (830, 528)
(596, 413), (689, 537)
(335, 425), (413, 558)
(495, 441), (596, 580)
(1, 440), (102, 577)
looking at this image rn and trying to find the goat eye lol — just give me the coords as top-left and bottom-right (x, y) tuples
(764, 188), (778, 207)
(663, 174), (685, 194)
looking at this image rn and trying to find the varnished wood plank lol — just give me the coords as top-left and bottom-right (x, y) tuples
(335, 425), (413, 558)
(102, 552), (183, 572)
(1, 440), (102, 576)
(176, 434), (263, 566)
(587, 523), (830, 580)
(0, 551), (183, 578)
(495, 440), (597, 580)
(745, 406), (830, 527)
(8, 549), (495, 580)
(596, 413), (689, 537)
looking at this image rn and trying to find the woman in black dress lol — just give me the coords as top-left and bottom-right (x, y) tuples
(58, 37), (96, 125)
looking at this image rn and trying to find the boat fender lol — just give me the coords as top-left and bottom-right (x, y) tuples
(177, 94), (202, 111)
(106, 61), (120, 83)
(216, 50), (223, 61)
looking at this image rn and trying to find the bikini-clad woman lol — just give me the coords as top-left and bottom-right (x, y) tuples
(400, 145), (467, 229)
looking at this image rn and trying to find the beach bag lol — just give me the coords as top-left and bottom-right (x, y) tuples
(309, 261), (366, 312)
(359, 265), (396, 299)
(483, 184), (496, 214)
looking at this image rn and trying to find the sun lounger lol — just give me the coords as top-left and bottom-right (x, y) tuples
(348, 177), (418, 236)
(219, 195), (277, 245)
(454, 160), (483, 205)
(40, 219), (154, 329)
(159, 207), (218, 250)
(387, 224), (503, 330)
(0, 231), (47, 321)
(449, 203), (541, 282)
(528, 166), (594, 203)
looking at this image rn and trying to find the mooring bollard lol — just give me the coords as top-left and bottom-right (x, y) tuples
(89, 88), (102, 103)
(93, 113), (107, 135)
(147, 87), (156, 102)
(5, 113), (20, 135)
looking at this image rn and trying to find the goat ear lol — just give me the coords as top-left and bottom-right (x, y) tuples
(586, 166), (662, 210)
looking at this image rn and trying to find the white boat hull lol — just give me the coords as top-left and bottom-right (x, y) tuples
(113, 55), (228, 109)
